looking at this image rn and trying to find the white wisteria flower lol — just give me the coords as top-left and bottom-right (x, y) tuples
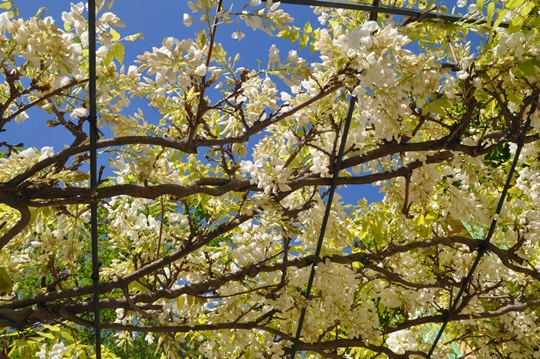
(231, 29), (245, 40)
(194, 63), (207, 76)
(70, 107), (88, 119)
(0, 12), (10, 31)
(183, 13), (194, 27)
(268, 44), (280, 64)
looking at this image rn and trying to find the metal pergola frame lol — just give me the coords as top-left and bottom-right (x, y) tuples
(281, 0), (510, 27)
(84, 1), (522, 358)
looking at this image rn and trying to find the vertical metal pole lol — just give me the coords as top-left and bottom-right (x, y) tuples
(425, 97), (538, 358)
(88, 1), (101, 358)
(289, 95), (356, 358)
(289, 3), (378, 357)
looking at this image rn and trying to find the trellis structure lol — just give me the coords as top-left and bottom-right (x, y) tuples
(1, 0), (537, 358)
(82, 1), (528, 358)
(282, 0), (509, 26)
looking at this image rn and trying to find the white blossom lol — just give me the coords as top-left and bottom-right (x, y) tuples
(70, 107), (88, 119)
(183, 13), (193, 27)
(268, 44), (280, 64)
(231, 29), (245, 40)
(194, 63), (207, 76)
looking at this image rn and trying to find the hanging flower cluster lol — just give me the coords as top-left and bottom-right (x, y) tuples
(1, 0), (540, 358)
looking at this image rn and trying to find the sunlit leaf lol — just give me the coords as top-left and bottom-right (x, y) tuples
(493, 9), (507, 28)
(505, 0), (525, 9)
(299, 33), (309, 49)
(509, 16), (524, 33)
(110, 27), (121, 41)
(487, 2), (495, 24)
(0, 267), (12, 293)
(303, 20), (312, 33)
(112, 42), (124, 64)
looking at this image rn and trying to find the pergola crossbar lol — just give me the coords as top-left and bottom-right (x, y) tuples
(281, 0), (510, 28)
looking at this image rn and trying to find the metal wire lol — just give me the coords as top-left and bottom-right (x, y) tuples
(289, 4), (379, 358)
(281, 0), (511, 28)
(426, 96), (539, 358)
(88, 1), (102, 358)
(289, 94), (357, 358)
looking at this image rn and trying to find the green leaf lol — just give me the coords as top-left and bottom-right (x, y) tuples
(487, 2), (495, 25)
(426, 98), (451, 116)
(112, 43), (124, 64)
(505, 0), (525, 9)
(61, 329), (75, 341)
(103, 50), (115, 67)
(0, 203), (12, 214)
(517, 59), (540, 75)
(290, 28), (299, 42)
(0, 267), (12, 293)
(493, 9), (507, 29)
(128, 280), (146, 293)
(36, 331), (55, 340)
(477, 0), (484, 14)
(507, 92), (524, 104)
(277, 29), (289, 39)
(437, 98), (452, 108)
(303, 21), (312, 34)
(12, 340), (29, 348)
(419, 223), (430, 238)
(185, 86), (200, 100)
(42, 324), (61, 331)
(0, 2), (10, 9)
(110, 27), (121, 41)
(509, 16), (524, 33)
(508, 187), (523, 197)
(521, 1), (535, 15)
(416, 214), (425, 226)
(310, 41), (317, 55)
(125, 32), (143, 42)
(299, 33), (309, 49)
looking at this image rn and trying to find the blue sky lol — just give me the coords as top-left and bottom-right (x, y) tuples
(10, 1), (418, 203)
(14, 1), (320, 142)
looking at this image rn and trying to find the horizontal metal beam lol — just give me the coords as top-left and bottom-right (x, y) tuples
(280, 0), (509, 28)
